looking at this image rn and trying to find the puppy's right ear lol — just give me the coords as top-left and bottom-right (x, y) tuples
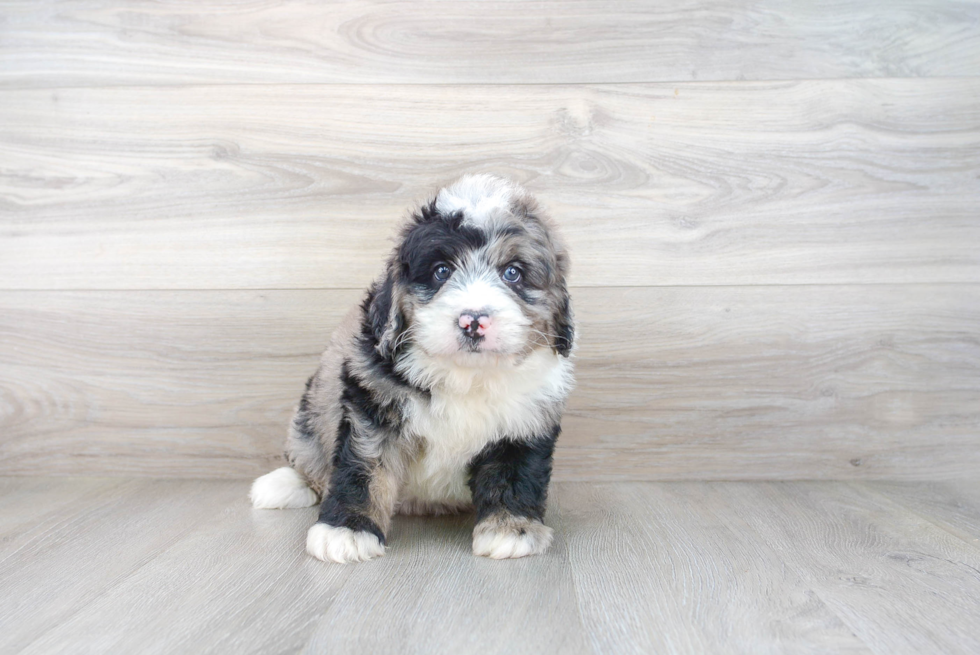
(364, 269), (404, 359)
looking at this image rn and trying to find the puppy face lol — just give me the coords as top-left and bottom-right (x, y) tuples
(368, 175), (573, 366)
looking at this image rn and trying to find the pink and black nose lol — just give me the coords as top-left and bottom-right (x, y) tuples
(458, 312), (491, 340)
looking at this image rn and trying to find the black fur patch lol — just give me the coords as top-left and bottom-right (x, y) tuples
(553, 291), (574, 357)
(467, 426), (560, 523)
(356, 321), (431, 397)
(363, 272), (403, 355)
(292, 374), (319, 441)
(316, 391), (387, 544)
(292, 411), (318, 442)
(339, 361), (397, 431)
(399, 206), (488, 292)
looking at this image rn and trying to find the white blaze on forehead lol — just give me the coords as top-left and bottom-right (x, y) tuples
(435, 174), (524, 224)
(450, 274), (514, 315)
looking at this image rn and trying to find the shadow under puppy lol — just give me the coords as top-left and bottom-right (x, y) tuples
(250, 174), (575, 563)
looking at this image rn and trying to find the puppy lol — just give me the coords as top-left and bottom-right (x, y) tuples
(250, 174), (574, 563)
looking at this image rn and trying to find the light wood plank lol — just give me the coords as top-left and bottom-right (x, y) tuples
(0, 477), (123, 544)
(556, 482), (872, 654)
(728, 482), (980, 655)
(302, 510), (589, 655)
(0, 479), (245, 653)
(0, 289), (363, 478)
(1, 285), (976, 480)
(862, 480), (980, 546)
(2, 1), (979, 87)
(562, 285), (980, 480)
(18, 493), (352, 655)
(2, 80), (979, 289)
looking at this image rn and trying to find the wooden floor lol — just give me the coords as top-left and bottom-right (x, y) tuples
(2, 478), (980, 654)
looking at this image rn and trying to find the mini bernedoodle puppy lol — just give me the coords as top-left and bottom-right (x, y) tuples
(250, 174), (574, 563)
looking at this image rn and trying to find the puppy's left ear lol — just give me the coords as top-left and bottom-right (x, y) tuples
(365, 269), (404, 359)
(551, 283), (574, 357)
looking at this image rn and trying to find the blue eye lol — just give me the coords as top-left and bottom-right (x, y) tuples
(433, 263), (452, 282)
(502, 265), (522, 283)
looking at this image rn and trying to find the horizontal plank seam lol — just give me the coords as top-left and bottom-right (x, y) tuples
(1, 282), (978, 293)
(2, 76), (979, 92)
(552, 474), (978, 483)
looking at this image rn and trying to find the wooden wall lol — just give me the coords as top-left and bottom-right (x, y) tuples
(1, 1), (979, 480)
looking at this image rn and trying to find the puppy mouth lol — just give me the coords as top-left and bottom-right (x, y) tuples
(446, 331), (515, 358)
(460, 333), (487, 352)
(415, 334), (503, 358)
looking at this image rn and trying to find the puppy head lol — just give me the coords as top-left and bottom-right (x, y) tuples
(367, 174), (573, 365)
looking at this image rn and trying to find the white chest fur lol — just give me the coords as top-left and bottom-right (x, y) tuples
(398, 348), (573, 504)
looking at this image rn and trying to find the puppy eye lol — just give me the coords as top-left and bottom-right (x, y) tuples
(501, 265), (522, 283)
(433, 263), (452, 282)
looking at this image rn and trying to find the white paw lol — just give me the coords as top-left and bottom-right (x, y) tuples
(249, 467), (319, 509)
(306, 523), (385, 563)
(472, 516), (554, 560)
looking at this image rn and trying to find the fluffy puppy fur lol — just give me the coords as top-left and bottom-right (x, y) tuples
(250, 174), (574, 563)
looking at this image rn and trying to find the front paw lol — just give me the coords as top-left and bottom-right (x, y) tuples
(306, 523), (385, 563)
(472, 514), (554, 560)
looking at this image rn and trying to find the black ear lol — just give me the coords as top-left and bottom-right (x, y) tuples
(364, 270), (404, 359)
(552, 285), (574, 357)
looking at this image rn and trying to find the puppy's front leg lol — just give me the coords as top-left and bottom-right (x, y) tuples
(467, 429), (558, 560)
(306, 426), (400, 564)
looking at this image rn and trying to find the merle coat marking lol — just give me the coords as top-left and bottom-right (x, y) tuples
(251, 174), (575, 562)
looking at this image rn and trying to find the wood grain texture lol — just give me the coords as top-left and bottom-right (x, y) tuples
(0, 289), (363, 478)
(18, 496), (353, 655)
(2, 285), (977, 480)
(564, 285), (980, 480)
(0, 479), (245, 653)
(557, 482), (872, 654)
(0, 476), (123, 543)
(728, 482), (980, 655)
(2, 79), (979, 289)
(2, 0), (980, 87)
(5, 479), (980, 653)
(863, 480), (980, 545)
(303, 509), (589, 655)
